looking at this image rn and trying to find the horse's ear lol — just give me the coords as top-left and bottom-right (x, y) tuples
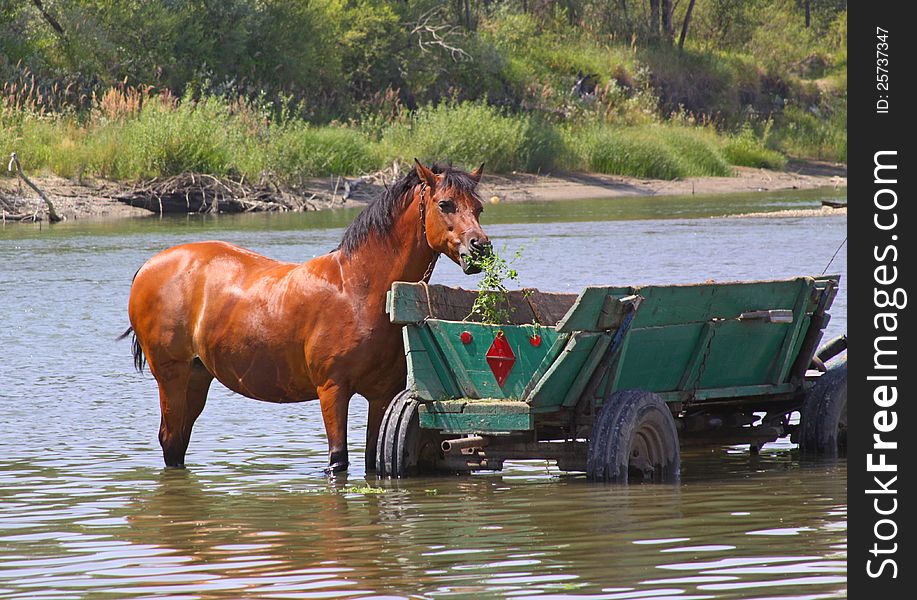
(470, 162), (485, 183)
(414, 159), (436, 190)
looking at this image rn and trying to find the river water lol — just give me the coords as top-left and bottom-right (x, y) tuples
(0, 188), (847, 599)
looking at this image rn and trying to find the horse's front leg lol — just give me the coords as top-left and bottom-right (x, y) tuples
(317, 380), (352, 474)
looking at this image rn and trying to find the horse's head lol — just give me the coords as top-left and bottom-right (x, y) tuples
(415, 160), (491, 274)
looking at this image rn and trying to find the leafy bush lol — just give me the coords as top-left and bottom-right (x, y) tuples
(772, 103), (846, 163)
(262, 123), (381, 180)
(656, 127), (731, 177)
(381, 102), (563, 173)
(723, 126), (788, 170)
(570, 124), (730, 180)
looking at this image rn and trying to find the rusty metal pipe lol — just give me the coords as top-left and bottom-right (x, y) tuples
(441, 436), (488, 453)
(816, 334), (847, 363)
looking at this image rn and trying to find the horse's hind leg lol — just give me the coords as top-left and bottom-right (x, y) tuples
(317, 380), (353, 474)
(154, 359), (213, 467)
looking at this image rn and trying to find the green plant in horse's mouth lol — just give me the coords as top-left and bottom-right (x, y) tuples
(465, 247), (524, 325)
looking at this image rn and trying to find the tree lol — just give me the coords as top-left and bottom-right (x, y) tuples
(678, 0), (697, 49)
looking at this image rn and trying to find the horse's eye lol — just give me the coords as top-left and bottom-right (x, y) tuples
(438, 199), (456, 213)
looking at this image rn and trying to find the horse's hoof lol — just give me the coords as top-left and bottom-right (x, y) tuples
(325, 450), (349, 475)
(324, 461), (349, 475)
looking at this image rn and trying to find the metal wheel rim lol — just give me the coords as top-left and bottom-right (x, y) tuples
(629, 417), (671, 482)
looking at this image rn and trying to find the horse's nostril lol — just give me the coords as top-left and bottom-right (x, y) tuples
(470, 238), (490, 254)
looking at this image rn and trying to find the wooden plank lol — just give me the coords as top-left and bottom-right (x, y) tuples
(658, 383), (796, 404)
(561, 333), (612, 408)
(423, 400), (531, 413)
(389, 282), (577, 325)
(696, 320), (792, 389)
(611, 323), (705, 393)
(526, 332), (602, 409)
(521, 332), (570, 398)
(424, 322), (486, 398)
(419, 400), (532, 433)
(556, 286), (633, 332)
(419, 411), (533, 433)
(403, 326), (459, 401)
(692, 382), (796, 400)
(771, 279), (817, 383)
(788, 277), (841, 382)
(523, 289), (581, 325)
(597, 294), (637, 329)
(629, 278), (809, 329)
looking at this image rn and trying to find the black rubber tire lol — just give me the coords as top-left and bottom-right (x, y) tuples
(800, 360), (847, 456)
(587, 390), (681, 483)
(376, 390), (443, 477)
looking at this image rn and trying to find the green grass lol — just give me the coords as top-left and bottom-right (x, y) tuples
(771, 104), (846, 163)
(3, 95), (812, 184)
(723, 126), (788, 170)
(263, 123), (382, 181)
(380, 102), (564, 173)
(568, 124), (731, 180)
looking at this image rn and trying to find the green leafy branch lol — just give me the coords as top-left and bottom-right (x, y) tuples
(465, 247), (525, 325)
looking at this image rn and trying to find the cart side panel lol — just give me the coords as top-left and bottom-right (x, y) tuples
(628, 279), (811, 328)
(388, 281), (578, 325)
(526, 332), (605, 409)
(610, 323), (707, 393)
(404, 325), (461, 401)
(555, 286), (634, 332)
(610, 278), (817, 398)
(423, 320), (563, 400)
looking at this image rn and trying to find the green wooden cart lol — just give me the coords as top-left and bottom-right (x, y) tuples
(377, 276), (847, 482)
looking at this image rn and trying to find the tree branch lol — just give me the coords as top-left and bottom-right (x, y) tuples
(8, 152), (64, 222)
(29, 0), (66, 37)
(410, 6), (472, 62)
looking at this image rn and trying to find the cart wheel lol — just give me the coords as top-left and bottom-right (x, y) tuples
(800, 360), (847, 456)
(376, 390), (443, 477)
(587, 390), (680, 483)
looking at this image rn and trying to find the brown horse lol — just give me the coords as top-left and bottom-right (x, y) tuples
(123, 160), (490, 473)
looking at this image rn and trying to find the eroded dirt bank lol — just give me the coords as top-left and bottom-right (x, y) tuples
(0, 161), (846, 224)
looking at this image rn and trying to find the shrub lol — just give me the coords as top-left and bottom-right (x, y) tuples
(570, 124), (730, 180)
(723, 126), (788, 169)
(772, 103), (846, 163)
(381, 102), (563, 173)
(656, 127), (731, 177)
(262, 123), (381, 180)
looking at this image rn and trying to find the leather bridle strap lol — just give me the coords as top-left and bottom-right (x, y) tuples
(418, 181), (440, 283)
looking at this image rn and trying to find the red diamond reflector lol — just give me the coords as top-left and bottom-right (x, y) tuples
(486, 332), (516, 387)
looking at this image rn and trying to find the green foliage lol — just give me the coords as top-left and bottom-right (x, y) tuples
(771, 101), (847, 163)
(723, 125), (788, 170)
(571, 124), (730, 180)
(466, 248), (524, 325)
(382, 102), (563, 173)
(2, 1), (847, 178)
(263, 123), (382, 181)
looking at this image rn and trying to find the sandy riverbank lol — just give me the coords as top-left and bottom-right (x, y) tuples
(1, 160), (846, 223)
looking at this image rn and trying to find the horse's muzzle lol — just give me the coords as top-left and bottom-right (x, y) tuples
(461, 258), (482, 275)
(460, 241), (492, 274)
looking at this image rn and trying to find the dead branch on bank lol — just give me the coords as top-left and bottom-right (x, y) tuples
(8, 152), (64, 222)
(114, 173), (322, 214)
(410, 7), (472, 62)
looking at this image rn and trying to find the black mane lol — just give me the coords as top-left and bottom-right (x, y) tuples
(337, 162), (481, 255)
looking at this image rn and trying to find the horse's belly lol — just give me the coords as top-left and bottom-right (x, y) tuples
(201, 342), (317, 403)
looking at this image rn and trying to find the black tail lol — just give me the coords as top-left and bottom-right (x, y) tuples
(117, 327), (146, 373)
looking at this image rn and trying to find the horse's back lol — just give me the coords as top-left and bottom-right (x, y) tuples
(128, 241), (295, 358)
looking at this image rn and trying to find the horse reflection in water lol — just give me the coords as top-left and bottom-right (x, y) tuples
(122, 161), (490, 473)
